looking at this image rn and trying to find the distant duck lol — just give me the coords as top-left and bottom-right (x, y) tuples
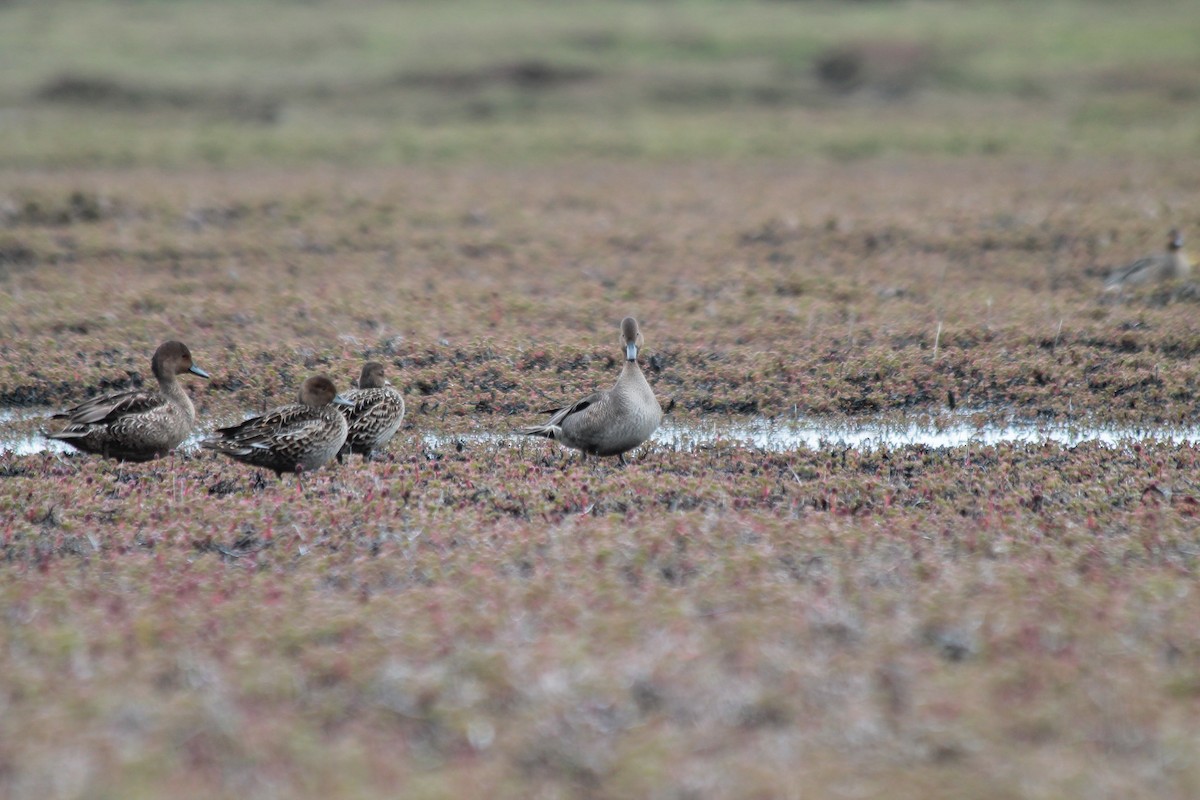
(203, 376), (352, 478)
(1105, 229), (1190, 289)
(337, 361), (405, 463)
(47, 340), (209, 461)
(519, 317), (663, 465)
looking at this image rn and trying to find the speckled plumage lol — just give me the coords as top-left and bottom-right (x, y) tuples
(1106, 229), (1190, 289)
(338, 362), (405, 463)
(47, 340), (209, 462)
(519, 317), (663, 464)
(203, 376), (351, 478)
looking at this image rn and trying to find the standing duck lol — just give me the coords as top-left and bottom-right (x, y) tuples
(519, 317), (663, 465)
(203, 376), (352, 478)
(1105, 229), (1190, 289)
(47, 340), (209, 461)
(337, 361), (406, 463)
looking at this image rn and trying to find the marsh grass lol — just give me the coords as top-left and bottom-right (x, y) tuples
(2, 0), (1200, 166)
(4, 2), (1200, 797)
(1, 161), (1197, 426)
(3, 435), (1200, 798)
(2, 157), (1200, 797)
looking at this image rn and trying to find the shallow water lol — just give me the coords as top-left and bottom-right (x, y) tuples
(4, 406), (1200, 457)
(425, 416), (1200, 453)
(0, 408), (73, 456)
(654, 417), (1200, 451)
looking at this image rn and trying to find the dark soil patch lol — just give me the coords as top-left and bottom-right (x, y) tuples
(814, 39), (937, 97)
(2, 190), (115, 227)
(34, 74), (280, 123)
(396, 59), (596, 92)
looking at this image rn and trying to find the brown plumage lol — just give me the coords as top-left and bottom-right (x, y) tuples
(519, 317), (663, 465)
(46, 340), (209, 462)
(337, 361), (405, 463)
(203, 376), (352, 478)
(1105, 229), (1190, 289)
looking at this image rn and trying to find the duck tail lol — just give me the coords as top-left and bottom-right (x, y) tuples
(45, 427), (86, 441)
(200, 436), (232, 453)
(517, 424), (560, 440)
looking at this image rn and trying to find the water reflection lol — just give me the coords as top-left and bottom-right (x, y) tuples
(4, 406), (1199, 457)
(425, 417), (1200, 453)
(654, 417), (1200, 451)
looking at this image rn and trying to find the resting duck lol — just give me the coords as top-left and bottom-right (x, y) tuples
(203, 376), (352, 478)
(1105, 229), (1190, 289)
(338, 361), (406, 463)
(519, 317), (663, 465)
(47, 340), (209, 461)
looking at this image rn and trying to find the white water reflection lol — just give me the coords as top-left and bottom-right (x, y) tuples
(4, 406), (1200, 457)
(0, 408), (48, 423)
(422, 417), (1200, 453)
(653, 418), (1200, 451)
(0, 408), (71, 456)
(3, 437), (73, 457)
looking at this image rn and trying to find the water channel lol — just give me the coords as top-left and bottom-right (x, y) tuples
(8, 408), (1190, 457)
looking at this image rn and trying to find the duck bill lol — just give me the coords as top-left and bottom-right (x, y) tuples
(334, 394), (356, 408)
(625, 343), (638, 361)
(189, 365), (211, 379)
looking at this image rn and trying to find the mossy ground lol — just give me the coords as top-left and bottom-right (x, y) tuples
(4, 1), (1200, 797)
(2, 158), (1200, 800)
(1, 161), (1198, 427)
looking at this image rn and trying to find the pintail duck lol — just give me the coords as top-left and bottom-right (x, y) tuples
(1105, 229), (1190, 289)
(519, 317), (663, 464)
(203, 376), (352, 478)
(47, 340), (209, 461)
(338, 361), (405, 463)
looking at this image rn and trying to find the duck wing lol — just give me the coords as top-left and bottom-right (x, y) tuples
(213, 405), (317, 446)
(518, 391), (605, 438)
(343, 388), (404, 429)
(542, 391), (605, 426)
(53, 388), (167, 426)
(1106, 255), (1165, 287)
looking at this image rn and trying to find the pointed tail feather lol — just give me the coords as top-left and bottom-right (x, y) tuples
(518, 424), (560, 440)
(46, 429), (85, 440)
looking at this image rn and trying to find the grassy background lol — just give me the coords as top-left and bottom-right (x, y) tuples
(1, 0), (1199, 166)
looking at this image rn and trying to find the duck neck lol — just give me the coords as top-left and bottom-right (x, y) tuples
(1175, 249), (1191, 273)
(160, 374), (195, 418)
(620, 358), (650, 390)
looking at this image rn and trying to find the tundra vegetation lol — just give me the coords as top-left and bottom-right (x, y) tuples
(2, 1), (1200, 798)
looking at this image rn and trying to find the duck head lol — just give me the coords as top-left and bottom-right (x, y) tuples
(299, 376), (355, 408)
(621, 317), (644, 362)
(357, 361), (388, 389)
(152, 340), (209, 382)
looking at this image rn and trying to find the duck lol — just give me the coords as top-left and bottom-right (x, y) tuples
(203, 376), (352, 478)
(519, 317), (663, 465)
(337, 361), (406, 463)
(47, 340), (209, 461)
(1105, 229), (1190, 289)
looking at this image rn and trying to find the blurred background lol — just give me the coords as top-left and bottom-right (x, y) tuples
(1, 0), (1198, 169)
